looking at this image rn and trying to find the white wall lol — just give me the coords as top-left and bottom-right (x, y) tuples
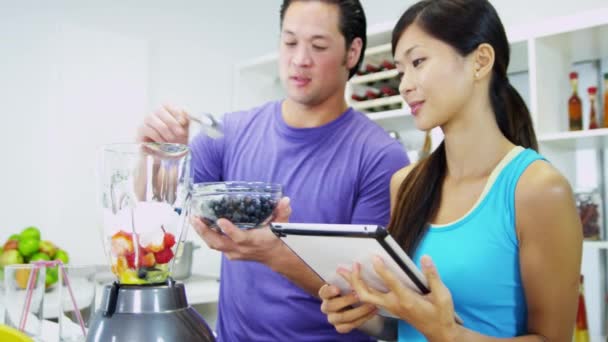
(0, 0), (282, 265)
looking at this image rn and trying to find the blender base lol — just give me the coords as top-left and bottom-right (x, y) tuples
(86, 280), (215, 342)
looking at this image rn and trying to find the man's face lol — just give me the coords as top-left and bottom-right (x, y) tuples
(279, 1), (351, 107)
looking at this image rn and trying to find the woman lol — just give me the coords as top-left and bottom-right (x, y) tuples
(319, 0), (582, 341)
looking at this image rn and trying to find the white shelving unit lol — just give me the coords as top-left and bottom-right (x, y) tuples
(350, 69), (399, 85)
(233, 7), (608, 340)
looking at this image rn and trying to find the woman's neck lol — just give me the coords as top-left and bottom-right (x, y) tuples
(442, 106), (515, 181)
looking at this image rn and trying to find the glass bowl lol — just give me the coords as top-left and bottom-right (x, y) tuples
(190, 182), (282, 229)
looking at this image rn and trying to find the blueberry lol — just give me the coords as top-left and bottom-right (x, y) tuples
(137, 268), (148, 279)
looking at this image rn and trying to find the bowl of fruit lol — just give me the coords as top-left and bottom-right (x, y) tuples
(190, 182), (282, 229)
(0, 226), (69, 290)
(110, 227), (177, 285)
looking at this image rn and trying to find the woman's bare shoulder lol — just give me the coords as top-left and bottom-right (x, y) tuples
(516, 160), (574, 206)
(391, 164), (416, 190)
(515, 159), (579, 239)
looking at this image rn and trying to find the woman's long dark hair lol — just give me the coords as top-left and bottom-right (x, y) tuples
(388, 0), (538, 255)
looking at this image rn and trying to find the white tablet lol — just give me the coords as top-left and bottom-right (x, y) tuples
(270, 223), (429, 294)
(270, 223), (463, 324)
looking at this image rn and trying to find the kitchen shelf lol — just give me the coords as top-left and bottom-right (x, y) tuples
(351, 95), (402, 111)
(538, 128), (608, 150)
(584, 240), (608, 250)
(366, 108), (410, 122)
(363, 43), (391, 57)
(351, 69), (399, 85)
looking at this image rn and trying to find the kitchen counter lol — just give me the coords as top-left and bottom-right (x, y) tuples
(181, 274), (220, 305)
(29, 273), (221, 341)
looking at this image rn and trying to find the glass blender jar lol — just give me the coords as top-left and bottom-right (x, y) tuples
(88, 142), (214, 342)
(99, 143), (190, 284)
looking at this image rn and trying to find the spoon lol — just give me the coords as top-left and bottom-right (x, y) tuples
(142, 112), (224, 156)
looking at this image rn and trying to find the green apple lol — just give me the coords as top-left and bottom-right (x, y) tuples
(18, 238), (40, 258)
(46, 266), (59, 286)
(38, 240), (57, 259)
(0, 249), (24, 267)
(20, 226), (41, 241)
(54, 249), (69, 264)
(30, 252), (51, 262)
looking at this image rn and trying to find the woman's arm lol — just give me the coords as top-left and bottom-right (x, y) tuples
(451, 161), (582, 342)
(514, 161), (582, 340)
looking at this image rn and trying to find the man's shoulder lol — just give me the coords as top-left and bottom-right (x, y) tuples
(346, 110), (406, 154)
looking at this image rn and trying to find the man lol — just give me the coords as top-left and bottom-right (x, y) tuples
(137, 1), (409, 340)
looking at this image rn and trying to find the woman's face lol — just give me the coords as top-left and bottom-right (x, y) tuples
(393, 23), (477, 131)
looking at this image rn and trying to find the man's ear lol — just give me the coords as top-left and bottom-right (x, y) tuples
(346, 37), (363, 69)
(473, 43), (495, 80)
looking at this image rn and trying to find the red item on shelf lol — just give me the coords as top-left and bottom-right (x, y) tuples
(365, 90), (380, 100)
(380, 60), (396, 70)
(351, 94), (366, 101)
(588, 87), (597, 95)
(365, 64), (380, 74)
(379, 86), (398, 97)
(569, 72), (579, 80)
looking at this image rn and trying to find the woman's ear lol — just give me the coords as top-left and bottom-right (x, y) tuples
(346, 37), (363, 69)
(473, 43), (495, 80)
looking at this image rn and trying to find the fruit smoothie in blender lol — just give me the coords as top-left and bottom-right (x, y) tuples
(99, 143), (191, 285)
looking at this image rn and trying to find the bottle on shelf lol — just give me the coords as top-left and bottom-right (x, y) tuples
(603, 73), (608, 128)
(574, 275), (590, 342)
(568, 72), (583, 131)
(588, 87), (598, 129)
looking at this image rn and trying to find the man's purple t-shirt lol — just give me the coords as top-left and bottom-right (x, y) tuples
(190, 100), (409, 341)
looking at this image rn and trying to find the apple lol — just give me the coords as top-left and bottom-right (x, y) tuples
(38, 240), (57, 259)
(20, 226), (41, 241)
(0, 249), (24, 267)
(7, 234), (20, 242)
(46, 266), (59, 287)
(30, 252), (51, 262)
(18, 238), (40, 258)
(3, 240), (18, 251)
(54, 249), (69, 264)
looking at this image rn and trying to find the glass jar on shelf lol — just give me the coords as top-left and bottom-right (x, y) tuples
(587, 86), (598, 130)
(575, 188), (603, 240)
